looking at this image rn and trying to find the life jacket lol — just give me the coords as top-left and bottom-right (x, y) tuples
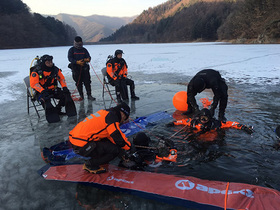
(106, 57), (128, 80)
(30, 64), (66, 93)
(155, 149), (177, 162)
(174, 118), (246, 132)
(69, 109), (131, 150)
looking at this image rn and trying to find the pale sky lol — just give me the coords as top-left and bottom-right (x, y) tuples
(21, 0), (168, 17)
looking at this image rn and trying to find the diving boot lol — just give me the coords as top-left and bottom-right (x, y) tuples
(218, 112), (227, 123)
(83, 163), (106, 174)
(116, 92), (122, 104)
(87, 95), (96, 101)
(131, 90), (139, 100)
(131, 95), (140, 100)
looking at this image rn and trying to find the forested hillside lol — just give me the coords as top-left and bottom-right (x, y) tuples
(101, 0), (280, 44)
(0, 0), (76, 49)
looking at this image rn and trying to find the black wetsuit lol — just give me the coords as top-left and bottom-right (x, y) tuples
(68, 46), (92, 98)
(187, 69), (228, 118)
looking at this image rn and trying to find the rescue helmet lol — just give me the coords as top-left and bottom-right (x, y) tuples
(193, 77), (206, 93)
(115, 49), (124, 57)
(199, 108), (212, 123)
(133, 132), (151, 147)
(115, 102), (130, 120)
(40, 54), (53, 63)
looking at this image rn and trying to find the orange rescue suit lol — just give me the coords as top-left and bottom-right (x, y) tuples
(106, 60), (128, 80)
(30, 67), (67, 93)
(69, 109), (131, 150)
(174, 119), (245, 131)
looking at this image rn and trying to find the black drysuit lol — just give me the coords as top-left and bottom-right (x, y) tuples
(187, 69), (228, 118)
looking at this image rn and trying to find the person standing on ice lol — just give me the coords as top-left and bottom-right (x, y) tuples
(106, 49), (139, 103)
(68, 36), (95, 101)
(183, 69), (228, 123)
(69, 102), (131, 174)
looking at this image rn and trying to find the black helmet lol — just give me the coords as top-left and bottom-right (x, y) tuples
(133, 132), (151, 147)
(40, 54), (53, 63)
(115, 49), (124, 57)
(193, 77), (205, 93)
(115, 102), (130, 120)
(199, 108), (212, 123)
(74, 36), (83, 42)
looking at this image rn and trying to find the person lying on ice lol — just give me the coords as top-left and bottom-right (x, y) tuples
(30, 54), (76, 122)
(167, 108), (253, 135)
(119, 132), (177, 170)
(69, 102), (131, 174)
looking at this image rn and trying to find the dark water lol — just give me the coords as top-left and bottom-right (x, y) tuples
(0, 71), (280, 209)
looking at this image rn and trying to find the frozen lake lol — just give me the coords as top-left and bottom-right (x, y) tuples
(0, 42), (280, 209)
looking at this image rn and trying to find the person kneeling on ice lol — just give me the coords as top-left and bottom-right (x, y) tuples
(119, 132), (177, 170)
(69, 102), (131, 174)
(168, 108), (253, 136)
(30, 55), (76, 123)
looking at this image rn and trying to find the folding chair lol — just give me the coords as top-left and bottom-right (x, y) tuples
(23, 76), (57, 118)
(23, 76), (44, 118)
(101, 67), (116, 101)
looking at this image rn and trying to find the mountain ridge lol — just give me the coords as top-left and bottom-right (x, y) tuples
(54, 13), (136, 42)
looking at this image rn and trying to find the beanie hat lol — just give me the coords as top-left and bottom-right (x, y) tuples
(115, 102), (130, 120)
(74, 36), (83, 42)
(133, 132), (151, 147)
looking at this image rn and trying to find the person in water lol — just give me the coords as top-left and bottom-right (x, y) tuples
(168, 108), (253, 135)
(119, 132), (177, 170)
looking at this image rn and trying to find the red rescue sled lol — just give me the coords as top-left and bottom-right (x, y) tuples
(39, 164), (280, 209)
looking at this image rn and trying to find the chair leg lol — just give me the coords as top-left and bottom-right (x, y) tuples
(32, 100), (41, 118)
(27, 91), (30, 115)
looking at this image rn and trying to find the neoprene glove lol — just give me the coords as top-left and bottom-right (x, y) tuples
(40, 90), (50, 100)
(83, 58), (90, 62)
(63, 87), (70, 94)
(76, 60), (84, 66)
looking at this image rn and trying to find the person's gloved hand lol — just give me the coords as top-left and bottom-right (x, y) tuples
(241, 125), (254, 134)
(63, 87), (70, 94)
(83, 58), (90, 62)
(209, 107), (215, 117)
(40, 90), (50, 101)
(76, 60), (84, 66)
